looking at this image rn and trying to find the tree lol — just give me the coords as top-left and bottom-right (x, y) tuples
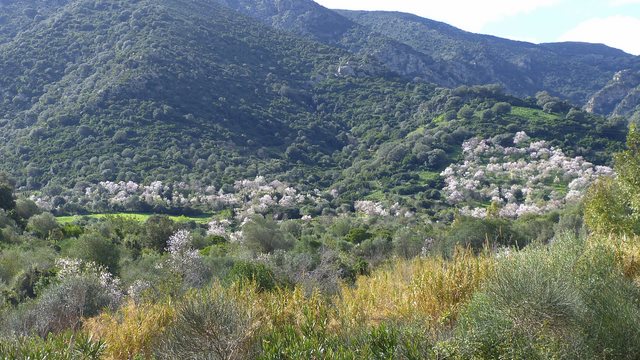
(0, 183), (14, 212)
(481, 109), (496, 121)
(14, 198), (41, 220)
(143, 216), (176, 252)
(615, 124), (640, 214)
(492, 102), (512, 115)
(457, 105), (474, 120)
(27, 212), (59, 239)
(584, 177), (633, 234)
(0, 172), (15, 212)
(584, 125), (640, 234)
(69, 233), (121, 274)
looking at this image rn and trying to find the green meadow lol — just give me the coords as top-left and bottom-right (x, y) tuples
(56, 213), (212, 224)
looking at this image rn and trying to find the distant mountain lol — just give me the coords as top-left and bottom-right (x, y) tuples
(214, 0), (458, 86)
(0, 0), (628, 210)
(212, 0), (640, 113)
(340, 10), (640, 106)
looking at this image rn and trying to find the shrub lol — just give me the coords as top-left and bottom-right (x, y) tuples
(61, 223), (84, 239)
(14, 198), (40, 221)
(68, 233), (121, 274)
(575, 239), (640, 358)
(441, 217), (524, 255)
(143, 216), (176, 252)
(258, 291), (340, 359)
(457, 105), (474, 119)
(357, 236), (393, 263)
(584, 177), (636, 235)
(27, 212), (59, 239)
(492, 102), (512, 115)
(583, 125), (640, 235)
(481, 109), (496, 121)
(345, 227), (372, 244)
(0, 183), (15, 212)
(339, 248), (493, 330)
(392, 228), (426, 259)
(0, 332), (105, 360)
(455, 235), (640, 359)
(2, 259), (123, 337)
(226, 261), (279, 292)
(0, 209), (17, 230)
(242, 216), (291, 254)
(512, 213), (557, 244)
(2, 275), (122, 337)
(9, 266), (55, 303)
(154, 288), (257, 360)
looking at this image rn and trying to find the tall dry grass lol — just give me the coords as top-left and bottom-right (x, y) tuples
(338, 247), (494, 331)
(83, 248), (494, 358)
(84, 301), (176, 360)
(587, 234), (640, 283)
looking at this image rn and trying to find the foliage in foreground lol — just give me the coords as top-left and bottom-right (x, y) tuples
(454, 235), (640, 359)
(0, 332), (104, 360)
(585, 124), (640, 235)
(1, 233), (640, 359)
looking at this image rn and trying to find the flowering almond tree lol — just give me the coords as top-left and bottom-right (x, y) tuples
(441, 132), (613, 218)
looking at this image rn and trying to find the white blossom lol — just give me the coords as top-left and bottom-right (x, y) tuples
(442, 131), (613, 218)
(513, 131), (530, 145)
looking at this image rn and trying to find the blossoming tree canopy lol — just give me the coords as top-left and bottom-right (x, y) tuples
(441, 132), (613, 219)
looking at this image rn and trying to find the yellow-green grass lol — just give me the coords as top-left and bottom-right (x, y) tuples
(511, 106), (559, 121)
(418, 170), (441, 182)
(56, 213), (212, 224)
(406, 125), (426, 138)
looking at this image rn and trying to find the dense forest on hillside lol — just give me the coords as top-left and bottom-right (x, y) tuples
(0, 0), (633, 204)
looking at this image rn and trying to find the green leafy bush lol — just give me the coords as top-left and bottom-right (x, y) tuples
(242, 216), (291, 254)
(440, 217), (524, 255)
(67, 233), (121, 274)
(226, 261), (280, 292)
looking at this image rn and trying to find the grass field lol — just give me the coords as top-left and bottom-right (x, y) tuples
(56, 213), (212, 224)
(511, 106), (559, 121)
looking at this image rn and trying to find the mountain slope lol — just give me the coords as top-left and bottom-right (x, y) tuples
(208, 1), (640, 113)
(214, 0), (461, 86)
(339, 10), (640, 106)
(0, 0), (369, 187)
(586, 70), (640, 119)
(0, 0), (69, 44)
(0, 0), (629, 212)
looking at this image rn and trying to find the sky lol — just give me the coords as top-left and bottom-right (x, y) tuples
(314, 0), (640, 55)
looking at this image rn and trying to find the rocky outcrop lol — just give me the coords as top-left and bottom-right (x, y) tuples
(613, 88), (640, 117)
(585, 70), (640, 116)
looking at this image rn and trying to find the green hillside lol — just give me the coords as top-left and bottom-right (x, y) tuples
(2, 2), (640, 358)
(0, 0), (359, 188)
(210, 1), (640, 108)
(0, 0), (629, 214)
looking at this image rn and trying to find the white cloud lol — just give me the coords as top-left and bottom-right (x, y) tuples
(314, 0), (559, 32)
(559, 16), (640, 55)
(609, 0), (640, 5)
